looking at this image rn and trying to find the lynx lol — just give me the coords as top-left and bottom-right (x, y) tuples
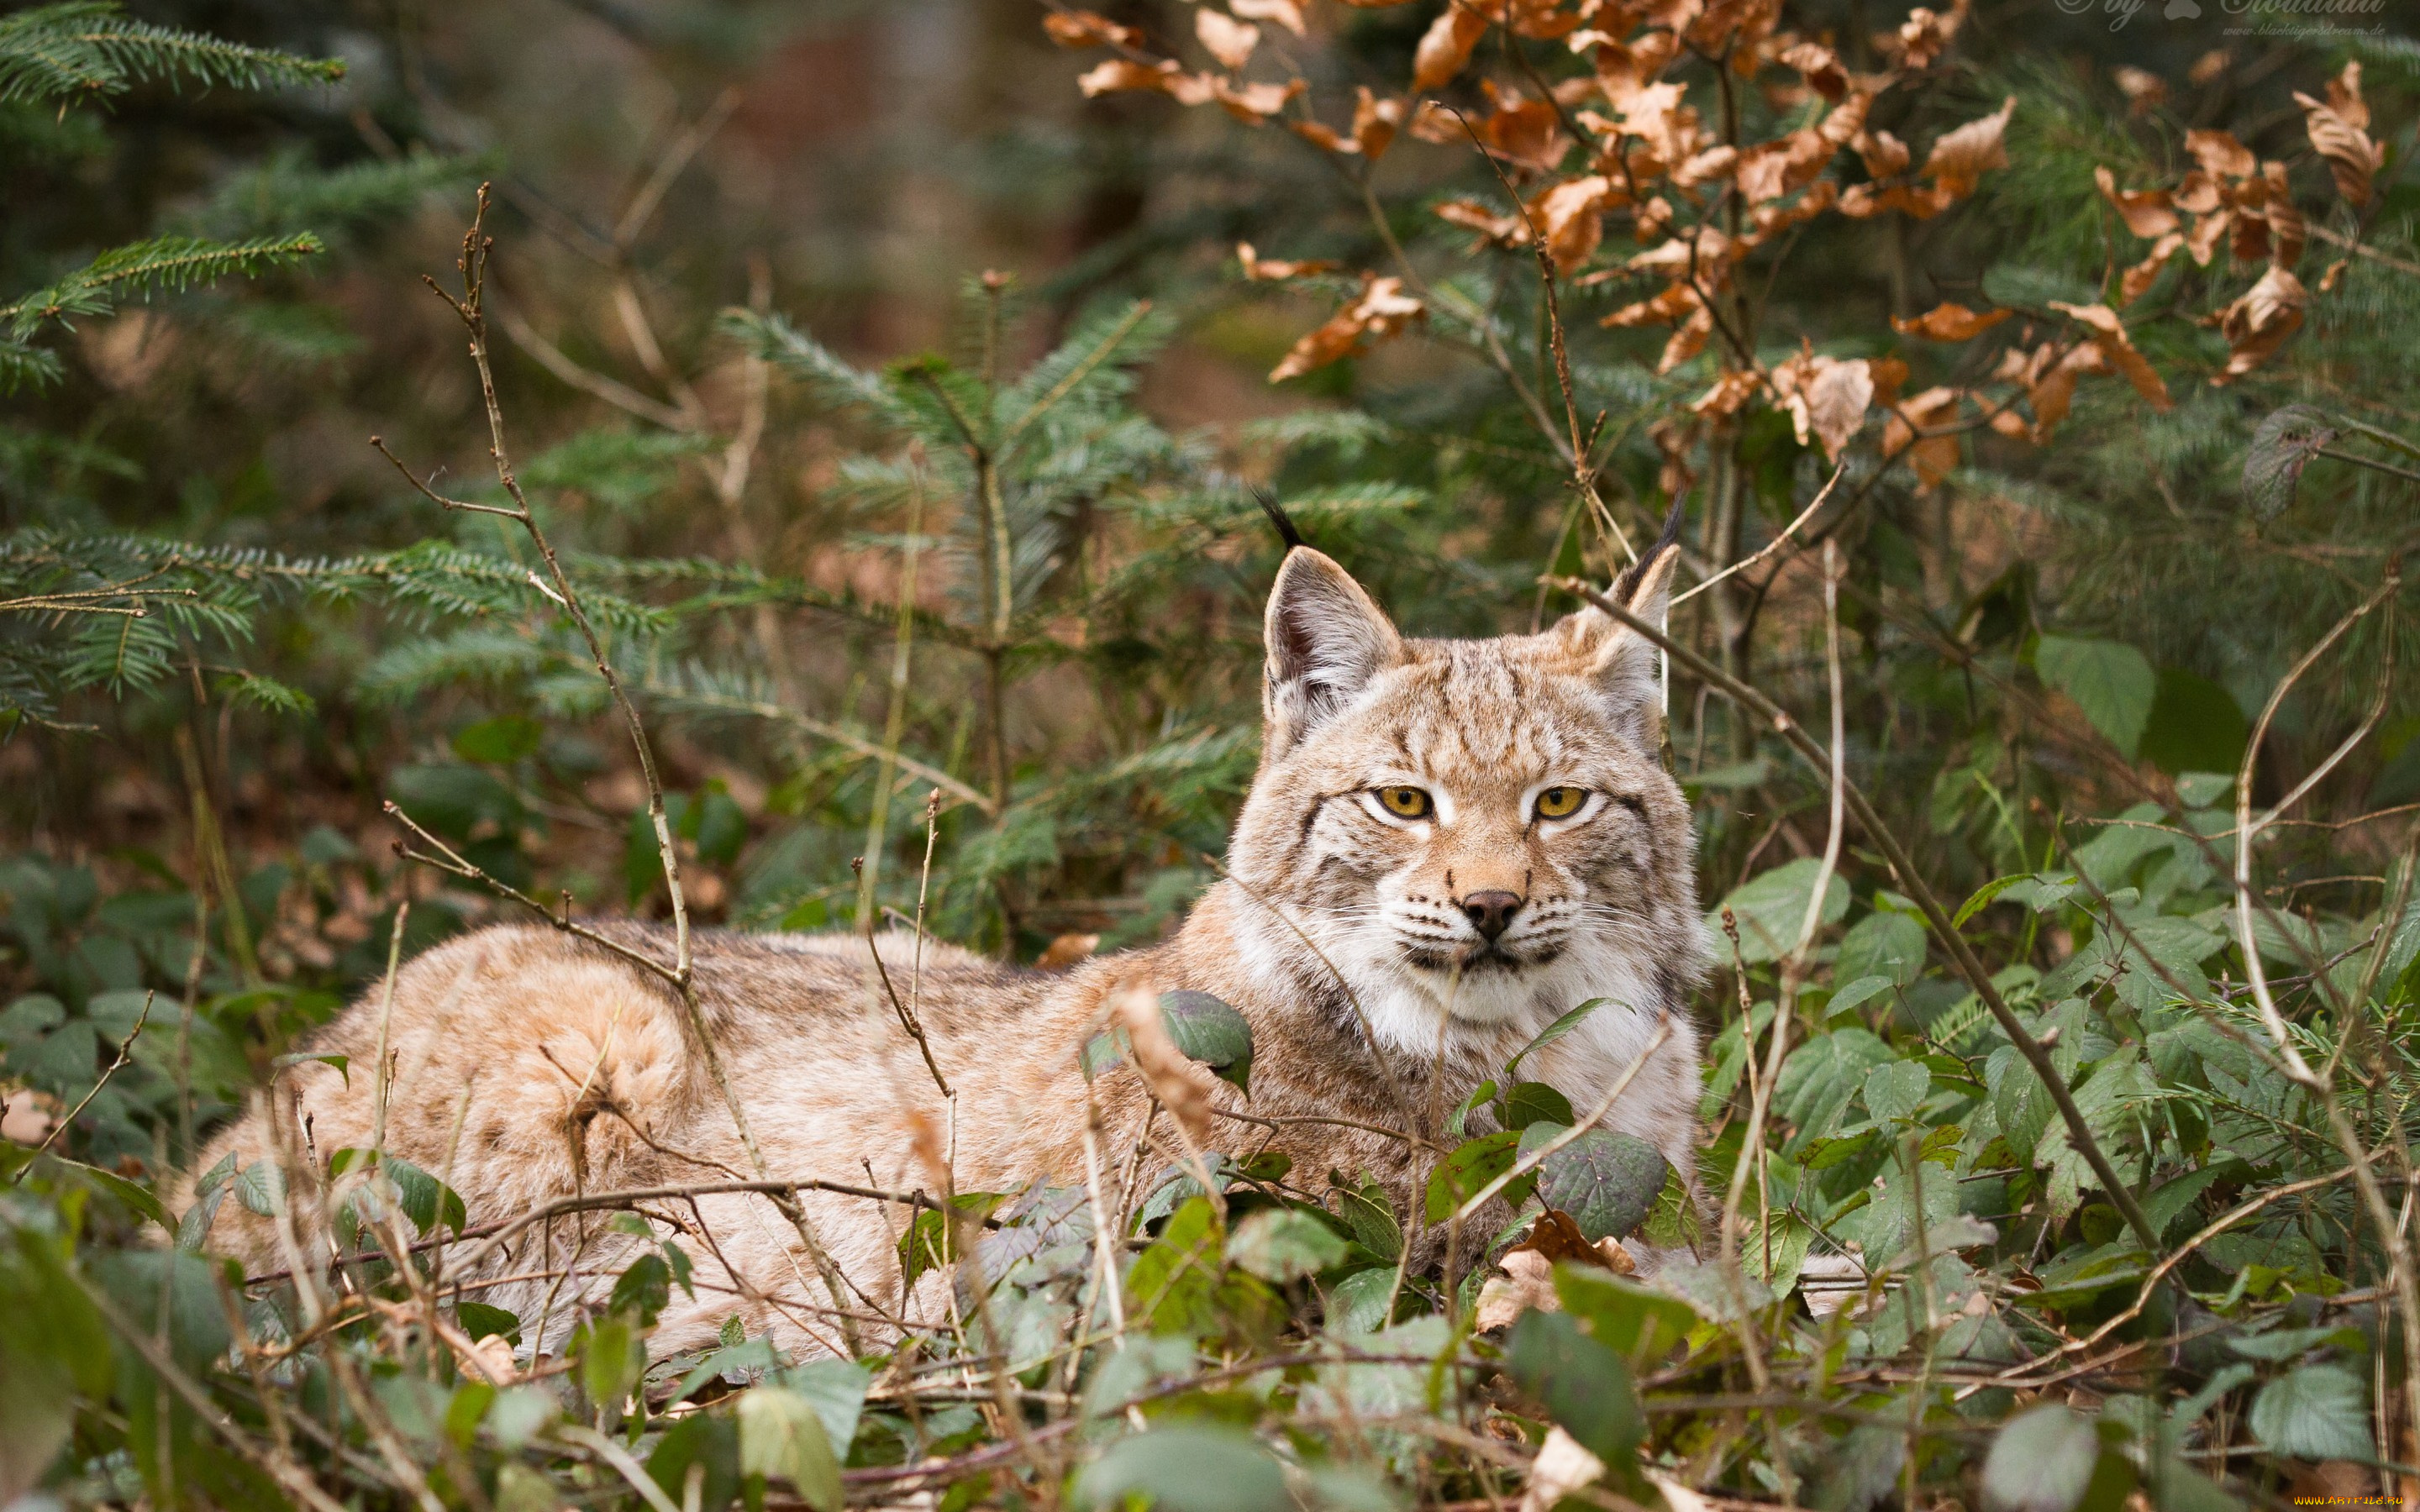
(187, 539), (1705, 1359)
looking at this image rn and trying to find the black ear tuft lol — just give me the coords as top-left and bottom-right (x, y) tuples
(1254, 487), (1307, 551)
(1612, 495), (1687, 606)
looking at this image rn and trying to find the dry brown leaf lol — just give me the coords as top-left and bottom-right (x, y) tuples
(1509, 1209), (1611, 1268)
(1196, 8), (1260, 71)
(2320, 258), (2349, 293)
(1627, 224), (1737, 280)
(1835, 180), (1955, 219)
(2263, 162), (2305, 268)
(1691, 367), (1761, 419)
(1044, 9), (1145, 49)
(1406, 97), (1465, 144)
(2113, 66), (2166, 114)
(2296, 63), (2385, 206)
(1923, 94), (2015, 197)
(1212, 76), (1305, 123)
(1616, 80), (1698, 168)
(2120, 232), (2185, 307)
(1772, 349), (1874, 460)
(1, 1083), (59, 1145)
(1289, 118), (1350, 152)
(1650, 414), (1700, 501)
(2049, 300), (2171, 410)
(1534, 175), (1617, 268)
(1882, 385), (1964, 488)
(1520, 1428), (1609, 1512)
(2228, 199), (2271, 265)
(1237, 241), (1341, 280)
(1077, 58), (1218, 106)
(1779, 39), (1848, 101)
(1591, 31), (1681, 109)
(1602, 281), (1701, 329)
(2186, 128), (2256, 181)
(1107, 978), (1218, 1143)
(1868, 354), (1907, 407)
(1413, 4), (1491, 92)
(1659, 304), (1713, 371)
(2185, 206), (2232, 267)
(2173, 169), (2223, 216)
(1891, 302), (2012, 341)
(1818, 90), (1871, 148)
(1853, 127), (1909, 179)
(1883, 0), (1967, 69)
(1475, 1248), (1560, 1331)
(1434, 197), (1528, 247)
(2094, 165), (2178, 239)
(1673, 144), (1739, 186)
(1229, 0), (1309, 36)
(1749, 178), (1837, 235)
(1505, 0), (1586, 40)
(1268, 274), (1424, 382)
(1355, 87), (1406, 159)
(2189, 48), (2230, 86)
(1481, 87), (1571, 171)
(2212, 264), (2307, 384)
(1597, 1236), (1638, 1274)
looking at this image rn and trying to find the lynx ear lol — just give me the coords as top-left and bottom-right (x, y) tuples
(1264, 546), (1402, 753)
(1555, 539), (1681, 745)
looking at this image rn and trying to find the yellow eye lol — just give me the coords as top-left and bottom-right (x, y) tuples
(1534, 786), (1586, 820)
(1376, 786), (1434, 819)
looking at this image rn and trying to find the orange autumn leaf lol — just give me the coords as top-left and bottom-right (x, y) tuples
(1771, 349), (1875, 460)
(1601, 281), (1701, 329)
(1923, 95), (2015, 198)
(1413, 5), (1491, 92)
(1212, 76), (1305, 123)
(1269, 275), (1424, 382)
(1434, 197), (1528, 247)
(1778, 39), (1848, 101)
(1077, 59), (1216, 106)
(2295, 61), (2385, 206)
(1229, 0), (1308, 35)
(2094, 166), (2178, 239)
(1891, 302), (2013, 341)
(1882, 0), (1967, 69)
(1690, 367), (1762, 422)
(2119, 233), (2184, 307)
(1044, 9), (1145, 49)
(1882, 385), (1965, 489)
(2185, 128), (2255, 181)
(2212, 265), (2307, 385)
(1196, 8), (1260, 71)
(2112, 66), (2166, 114)
(2263, 163), (2305, 268)
(2189, 49), (2230, 85)
(2049, 300), (2171, 410)
(1237, 242), (1341, 281)
(1991, 341), (2102, 444)
(1481, 86), (1570, 171)
(1853, 128), (1909, 179)
(1750, 178), (1838, 236)
(1534, 175), (1618, 268)
(1355, 87), (1406, 159)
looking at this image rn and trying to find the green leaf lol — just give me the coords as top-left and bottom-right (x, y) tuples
(232, 1157), (285, 1216)
(1838, 910), (1928, 984)
(270, 1050), (348, 1084)
(1554, 1265), (1699, 1368)
(1074, 1424), (1289, 1512)
(62, 1156), (171, 1230)
(1506, 999), (1608, 1078)
(1954, 874), (2031, 930)
(1445, 1078), (1497, 1138)
(571, 1312), (645, 1411)
(1334, 1178), (1402, 1263)
(2140, 670), (2249, 778)
(1499, 1080), (1576, 1131)
(2249, 1364), (2372, 1461)
(1520, 1126), (1667, 1242)
(739, 1387), (843, 1512)
(1324, 1268), (1398, 1335)
(649, 1412), (740, 1512)
(1228, 1208), (1349, 1284)
(1829, 974), (1896, 1016)
(1981, 1405), (2104, 1512)
(1503, 1308), (1644, 1463)
(2035, 635), (2156, 759)
(609, 1253), (672, 1326)
(1424, 1131), (1522, 1223)
(771, 1360), (871, 1457)
(1158, 990), (1253, 1093)
(1712, 858), (1851, 963)
(897, 1191), (1008, 1289)
(1861, 1060), (1931, 1125)
(455, 1301), (520, 1345)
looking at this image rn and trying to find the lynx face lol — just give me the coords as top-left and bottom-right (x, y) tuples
(1226, 544), (1702, 1061)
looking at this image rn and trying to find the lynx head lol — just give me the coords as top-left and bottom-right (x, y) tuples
(1225, 542), (1703, 1062)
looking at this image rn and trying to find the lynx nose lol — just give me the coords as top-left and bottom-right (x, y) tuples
(1460, 890), (1524, 942)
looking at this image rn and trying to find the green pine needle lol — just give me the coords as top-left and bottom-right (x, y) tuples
(0, 1), (344, 108)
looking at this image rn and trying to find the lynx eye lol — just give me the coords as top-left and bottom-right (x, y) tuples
(1534, 786), (1587, 820)
(1375, 786), (1434, 819)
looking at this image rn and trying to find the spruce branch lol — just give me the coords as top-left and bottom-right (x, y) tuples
(0, 1), (343, 107)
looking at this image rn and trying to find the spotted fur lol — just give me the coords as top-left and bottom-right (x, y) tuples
(182, 545), (1704, 1359)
